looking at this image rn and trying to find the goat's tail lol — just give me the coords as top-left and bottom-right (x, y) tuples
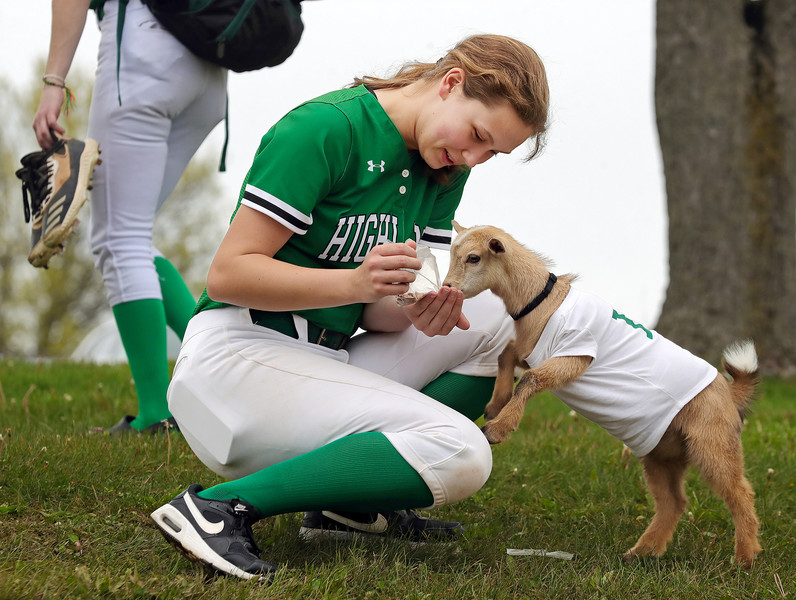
(721, 340), (760, 418)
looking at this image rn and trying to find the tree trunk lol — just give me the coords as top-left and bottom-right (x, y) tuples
(655, 0), (796, 375)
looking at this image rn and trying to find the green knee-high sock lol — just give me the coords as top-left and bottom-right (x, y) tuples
(154, 256), (195, 340)
(198, 432), (434, 516)
(421, 372), (496, 421)
(112, 299), (171, 430)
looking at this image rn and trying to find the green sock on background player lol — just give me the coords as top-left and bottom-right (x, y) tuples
(421, 372), (495, 421)
(154, 256), (196, 339)
(198, 432), (434, 515)
(111, 258), (195, 430)
(112, 299), (172, 430)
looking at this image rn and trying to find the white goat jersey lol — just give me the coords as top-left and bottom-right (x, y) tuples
(523, 288), (718, 456)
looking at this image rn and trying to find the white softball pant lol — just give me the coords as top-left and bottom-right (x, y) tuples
(87, 0), (227, 306)
(168, 292), (515, 508)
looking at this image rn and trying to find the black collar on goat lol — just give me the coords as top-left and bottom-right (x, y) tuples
(510, 272), (558, 320)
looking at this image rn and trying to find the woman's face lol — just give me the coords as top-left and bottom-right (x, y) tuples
(415, 69), (535, 170)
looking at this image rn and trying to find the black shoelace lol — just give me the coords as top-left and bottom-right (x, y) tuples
(15, 136), (66, 223)
(229, 509), (262, 557)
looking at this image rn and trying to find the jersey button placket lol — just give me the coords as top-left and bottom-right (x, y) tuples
(397, 167), (411, 239)
(399, 168), (410, 195)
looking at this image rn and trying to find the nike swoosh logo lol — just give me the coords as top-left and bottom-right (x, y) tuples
(184, 492), (225, 535)
(322, 511), (388, 534)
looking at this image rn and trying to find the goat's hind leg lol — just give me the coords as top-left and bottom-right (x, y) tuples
(624, 453), (688, 562)
(687, 425), (761, 568)
(678, 385), (761, 568)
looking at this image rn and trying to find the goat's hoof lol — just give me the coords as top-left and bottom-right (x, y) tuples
(735, 541), (761, 570)
(735, 554), (758, 570)
(483, 405), (498, 421)
(481, 424), (504, 445)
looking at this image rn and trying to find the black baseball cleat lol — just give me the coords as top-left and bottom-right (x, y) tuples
(15, 132), (99, 268)
(298, 509), (464, 543)
(150, 484), (276, 581)
(16, 148), (61, 268)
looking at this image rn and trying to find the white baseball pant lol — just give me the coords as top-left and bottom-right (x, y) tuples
(168, 292), (514, 508)
(87, 0), (227, 306)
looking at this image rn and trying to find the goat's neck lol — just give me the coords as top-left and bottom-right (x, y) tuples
(515, 277), (572, 349)
(490, 252), (553, 316)
(491, 254), (572, 351)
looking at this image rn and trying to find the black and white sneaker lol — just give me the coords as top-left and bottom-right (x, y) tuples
(298, 510), (464, 543)
(150, 484), (276, 580)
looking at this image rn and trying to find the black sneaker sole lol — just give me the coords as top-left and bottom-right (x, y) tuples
(297, 524), (464, 552)
(298, 508), (466, 549)
(298, 525), (359, 542)
(298, 524), (450, 549)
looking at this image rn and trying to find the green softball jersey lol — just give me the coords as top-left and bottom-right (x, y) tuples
(196, 85), (470, 336)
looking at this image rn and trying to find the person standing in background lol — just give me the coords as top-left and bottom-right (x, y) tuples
(32, 0), (227, 433)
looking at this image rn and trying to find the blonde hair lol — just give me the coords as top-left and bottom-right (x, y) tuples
(353, 34), (550, 161)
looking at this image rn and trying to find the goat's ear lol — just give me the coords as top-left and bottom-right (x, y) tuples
(488, 238), (506, 254)
(452, 220), (465, 234)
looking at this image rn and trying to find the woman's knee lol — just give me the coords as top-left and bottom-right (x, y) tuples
(451, 424), (493, 501)
(421, 423), (493, 507)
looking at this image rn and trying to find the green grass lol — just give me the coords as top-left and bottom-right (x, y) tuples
(0, 360), (794, 599)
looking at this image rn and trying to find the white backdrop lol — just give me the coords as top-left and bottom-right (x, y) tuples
(1, 0), (667, 329)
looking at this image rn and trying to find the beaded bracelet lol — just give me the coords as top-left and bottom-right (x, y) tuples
(42, 74), (75, 115)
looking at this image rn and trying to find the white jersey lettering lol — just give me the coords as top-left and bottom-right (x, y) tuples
(353, 214), (380, 263)
(341, 215), (366, 263)
(319, 214), (410, 264)
(319, 215), (357, 261)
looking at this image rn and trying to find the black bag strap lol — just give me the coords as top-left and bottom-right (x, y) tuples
(114, 0), (130, 105)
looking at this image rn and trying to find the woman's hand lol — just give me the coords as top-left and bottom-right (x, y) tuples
(351, 242), (422, 303)
(33, 86), (67, 149)
(402, 286), (470, 336)
(357, 239), (470, 336)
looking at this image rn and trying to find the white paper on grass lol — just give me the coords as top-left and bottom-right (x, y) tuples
(396, 245), (441, 306)
(506, 549), (575, 560)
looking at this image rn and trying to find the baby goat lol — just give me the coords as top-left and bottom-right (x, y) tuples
(443, 221), (761, 568)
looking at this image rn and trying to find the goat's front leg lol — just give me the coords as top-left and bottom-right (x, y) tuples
(482, 355), (591, 444)
(484, 341), (523, 421)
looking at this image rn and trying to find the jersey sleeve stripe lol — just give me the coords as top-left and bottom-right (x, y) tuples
(242, 185), (312, 234)
(420, 227), (452, 250)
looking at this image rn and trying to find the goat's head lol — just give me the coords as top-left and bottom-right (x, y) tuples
(443, 221), (518, 298)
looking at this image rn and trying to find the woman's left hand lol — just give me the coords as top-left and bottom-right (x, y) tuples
(403, 286), (470, 336)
